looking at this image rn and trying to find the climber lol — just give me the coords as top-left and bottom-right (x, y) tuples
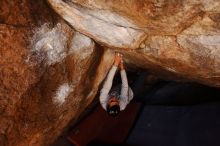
(99, 53), (133, 117)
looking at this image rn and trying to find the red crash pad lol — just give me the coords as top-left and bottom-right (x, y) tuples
(67, 102), (141, 146)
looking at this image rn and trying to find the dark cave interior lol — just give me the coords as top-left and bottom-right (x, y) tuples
(53, 70), (220, 146)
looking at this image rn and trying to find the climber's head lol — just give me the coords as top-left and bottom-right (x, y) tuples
(107, 96), (120, 117)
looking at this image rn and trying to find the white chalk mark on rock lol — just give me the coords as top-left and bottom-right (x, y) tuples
(54, 83), (73, 105)
(29, 23), (69, 66)
(69, 32), (95, 59)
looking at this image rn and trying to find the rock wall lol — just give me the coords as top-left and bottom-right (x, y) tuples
(0, 1), (113, 146)
(0, 0), (220, 146)
(48, 0), (220, 87)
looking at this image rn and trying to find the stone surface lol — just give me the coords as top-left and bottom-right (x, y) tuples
(47, 0), (147, 49)
(0, 1), (113, 146)
(1, 0), (220, 146)
(16, 29), (113, 146)
(48, 0), (220, 87)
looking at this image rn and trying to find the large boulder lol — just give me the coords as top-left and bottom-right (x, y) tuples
(0, 0), (220, 146)
(48, 0), (220, 87)
(0, 1), (113, 146)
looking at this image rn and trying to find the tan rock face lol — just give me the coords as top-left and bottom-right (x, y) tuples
(48, 0), (220, 87)
(47, 0), (146, 49)
(1, 0), (220, 146)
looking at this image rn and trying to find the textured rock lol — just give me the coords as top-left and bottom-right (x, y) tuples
(48, 0), (220, 87)
(58, 0), (207, 34)
(0, 1), (113, 146)
(16, 29), (113, 146)
(47, 0), (147, 49)
(1, 0), (220, 146)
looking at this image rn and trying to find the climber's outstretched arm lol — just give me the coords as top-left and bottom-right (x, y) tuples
(120, 60), (129, 98)
(99, 53), (121, 110)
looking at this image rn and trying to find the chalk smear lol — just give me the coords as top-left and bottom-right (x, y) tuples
(54, 83), (73, 105)
(29, 23), (69, 65)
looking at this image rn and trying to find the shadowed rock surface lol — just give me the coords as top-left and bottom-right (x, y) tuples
(0, 0), (220, 146)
